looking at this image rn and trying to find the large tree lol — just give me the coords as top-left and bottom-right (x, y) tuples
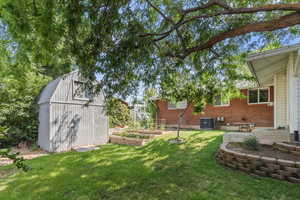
(1, 0), (300, 107)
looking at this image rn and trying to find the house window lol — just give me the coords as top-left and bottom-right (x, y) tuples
(214, 95), (230, 107)
(248, 88), (269, 104)
(168, 101), (187, 110)
(73, 81), (93, 100)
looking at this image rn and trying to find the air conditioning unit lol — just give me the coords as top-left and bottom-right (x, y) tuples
(200, 118), (215, 129)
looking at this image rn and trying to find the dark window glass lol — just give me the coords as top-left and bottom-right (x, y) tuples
(249, 90), (258, 103)
(168, 101), (187, 110)
(168, 102), (177, 109)
(73, 81), (92, 100)
(214, 95), (222, 106)
(259, 89), (269, 103)
(214, 95), (229, 106)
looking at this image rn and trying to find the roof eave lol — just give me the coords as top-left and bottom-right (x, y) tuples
(246, 43), (300, 62)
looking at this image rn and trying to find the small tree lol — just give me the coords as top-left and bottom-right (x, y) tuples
(144, 88), (159, 129)
(159, 61), (245, 141)
(107, 98), (132, 128)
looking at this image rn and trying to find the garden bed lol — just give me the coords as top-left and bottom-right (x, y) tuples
(217, 142), (300, 183)
(109, 132), (155, 146)
(137, 130), (164, 135)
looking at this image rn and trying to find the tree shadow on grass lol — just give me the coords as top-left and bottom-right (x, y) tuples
(1, 131), (300, 200)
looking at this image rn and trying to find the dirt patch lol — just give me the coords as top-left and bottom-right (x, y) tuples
(0, 147), (48, 167)
(0, 168), (18, 178)
(227, 143), (300, 162)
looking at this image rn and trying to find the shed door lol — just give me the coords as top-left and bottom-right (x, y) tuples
(93, 107), (108, 145)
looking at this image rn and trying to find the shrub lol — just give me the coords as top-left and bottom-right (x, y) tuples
(107, 99), (132, 128)
(0, 70), (50, 148)
(243, 136), (260, 151)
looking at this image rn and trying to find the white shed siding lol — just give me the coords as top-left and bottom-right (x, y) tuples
(38, 104), (50, 151)
(49, 103), (108, 152)
(275, 70), (287, 128)
(51, 72), (104, 105)
(38, 71), (108, 152)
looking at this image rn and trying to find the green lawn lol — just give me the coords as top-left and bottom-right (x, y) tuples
(0, 131), (300, 200)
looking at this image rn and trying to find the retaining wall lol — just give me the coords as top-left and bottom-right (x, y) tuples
(274, 143), (300, 156)
(217, 143), (300, 183)
(109, 135), (150, 146)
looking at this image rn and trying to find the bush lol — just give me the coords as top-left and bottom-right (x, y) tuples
(0, 70), (50, 148)
(107, 99), (132, 128)
(243, 136), (260, 151)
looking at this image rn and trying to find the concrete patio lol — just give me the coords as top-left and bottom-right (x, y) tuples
(223, 128), (291, 145)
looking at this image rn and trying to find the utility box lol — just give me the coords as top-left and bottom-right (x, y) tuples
(200, 118), (215, 129)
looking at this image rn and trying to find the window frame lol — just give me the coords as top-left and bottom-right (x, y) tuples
(72, 80), (92, 101)
(247, 87), (270, 105)
(167, 100), (187, 110)
(213, 94), (230, 107)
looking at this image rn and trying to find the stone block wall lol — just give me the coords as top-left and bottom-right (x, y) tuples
(109, 135), (150, 146)
(217, 143), (300, 183)
(274, 143), (300, 156)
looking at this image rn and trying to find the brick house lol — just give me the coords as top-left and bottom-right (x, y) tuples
(155, 87), (274, 129)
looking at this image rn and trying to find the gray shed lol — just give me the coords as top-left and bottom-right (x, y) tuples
(37, 71), (109, 152)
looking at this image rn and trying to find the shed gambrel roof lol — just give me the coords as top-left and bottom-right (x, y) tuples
(38, 77), (61, 105)
(38, 70), (81, 105)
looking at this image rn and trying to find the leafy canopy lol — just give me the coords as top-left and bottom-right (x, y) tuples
(1, 0), (300, 110)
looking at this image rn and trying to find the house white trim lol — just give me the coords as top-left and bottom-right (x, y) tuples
(247, 87), (270, 105)
(247, 44), (300, 134)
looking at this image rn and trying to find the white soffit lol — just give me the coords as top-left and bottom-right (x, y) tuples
(247, 43), (300, 86)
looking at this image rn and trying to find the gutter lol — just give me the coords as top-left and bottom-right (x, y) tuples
(247, 43), (300, 61)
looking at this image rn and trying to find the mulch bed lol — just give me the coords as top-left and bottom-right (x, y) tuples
(227, 143), (300, 162)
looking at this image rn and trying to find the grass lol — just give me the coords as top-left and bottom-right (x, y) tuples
(0, 130), (300, 200)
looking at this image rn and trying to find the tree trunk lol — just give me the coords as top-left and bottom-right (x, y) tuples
(176, 105), (189, 140)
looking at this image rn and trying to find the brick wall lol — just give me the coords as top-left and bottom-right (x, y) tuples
(156, 87), (274, 127)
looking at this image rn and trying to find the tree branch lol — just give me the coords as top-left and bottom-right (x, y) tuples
(182, 0), (231, 14)
(141, 3), (300, 42)
(144, 0), (174, 24)
(181, 12), (300, 58)
(183, 3), (300, 24)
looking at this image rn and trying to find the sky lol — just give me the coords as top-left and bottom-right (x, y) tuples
(287, 37), (300, 45)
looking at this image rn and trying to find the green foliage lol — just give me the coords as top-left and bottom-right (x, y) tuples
(107, 98), (132, 128)
(0, 70), (50, 146)
(0, 148), (30, 172)
(243, 136), (260, 151)
(128, 121), (142, 130)
(0, 1), (299, 147)
(0, 20), (57, 147)
(140, 118), (156, 130)
(0, 39), (51, 146)
(1, 0), (297, 108)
